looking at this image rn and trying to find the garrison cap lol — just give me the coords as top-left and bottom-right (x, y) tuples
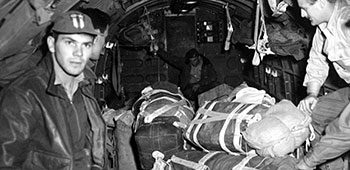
(52, 10), (98, 36)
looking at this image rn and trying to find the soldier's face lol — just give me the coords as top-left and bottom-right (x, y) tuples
(48, 33), (94, 76)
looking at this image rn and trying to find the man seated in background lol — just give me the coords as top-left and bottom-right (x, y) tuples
(155, 45), (218, 109)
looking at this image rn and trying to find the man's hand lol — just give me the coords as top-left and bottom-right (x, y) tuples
(298, 95), (318, 115)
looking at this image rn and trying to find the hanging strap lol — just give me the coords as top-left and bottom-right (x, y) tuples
(248, 0), (274, 66)
(224, 3), (234, 51)
(247, 0), (261, 65)
(111, 42), (121, 96)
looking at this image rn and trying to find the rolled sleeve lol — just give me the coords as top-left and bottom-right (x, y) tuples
(303, 28), (329, 87)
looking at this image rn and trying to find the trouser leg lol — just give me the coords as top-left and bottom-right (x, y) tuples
(311, 87), (350, 137)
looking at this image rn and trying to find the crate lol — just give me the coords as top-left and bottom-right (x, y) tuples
(198, 83), (234, 107)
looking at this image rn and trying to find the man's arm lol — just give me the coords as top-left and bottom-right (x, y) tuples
(0, 89), (34, 168)
(302, 104), (350, 168)
(298, 28), (329, 114)
(303, 27), (329, 94)
(156, 48), (186, 70)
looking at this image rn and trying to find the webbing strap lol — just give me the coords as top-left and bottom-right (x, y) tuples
(233, 104), (257, 153)
(137, 96), (183, 123)
(170, 155), (209, 170)
(185, 106), (206, 146)
(191, 109), (255, 125)
(139, 94), (192, 115)
(186, 101), (216, 152)
(219, 103), (245, 155)
(142, 89), (186, 101)
(231, 151), (257, 170)
(241, 168), (259, 170)
(144, 100), (187, 123)
(135, 96), (182, 131)
(140, 96), (179, 114)
(135, 88), (190, 111)
(198, 151), (221, 165)
(112, 111), (125, 122)
(190, 108), (233, 124)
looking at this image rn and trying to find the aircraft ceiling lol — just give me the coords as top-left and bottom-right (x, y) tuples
(0, 0), (304, 60)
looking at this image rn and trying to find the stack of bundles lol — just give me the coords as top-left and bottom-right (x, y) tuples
(185, 86), (311, 158)
(152, 150), (298, 170)
(132, 81), (195, 170)
(243, 99), (311, 157)
(184, 100), (271, 155)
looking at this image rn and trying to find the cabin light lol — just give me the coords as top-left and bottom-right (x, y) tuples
(170, 0), (197, 14)
(185, 0), (197, 4)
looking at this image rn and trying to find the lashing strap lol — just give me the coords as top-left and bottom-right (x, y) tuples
(144, 99), (187, 123)
(232, 104), (257, 154)
(186, 101), (217, 152)
(219, 103), (245, 155)
(190, 107), (254, 125)
(170, 155), (209, 170)
(187, 102), (257, 154)
(169, 151), (258, 170)
(232, 150), (257, 170)
(198, 151), (222, 164)
(169, 151), (220, 170)
(135, 96), (186, 130)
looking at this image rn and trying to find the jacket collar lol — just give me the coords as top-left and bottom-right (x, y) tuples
(40, 53), (96, 98)
(320, 0), (349, 36)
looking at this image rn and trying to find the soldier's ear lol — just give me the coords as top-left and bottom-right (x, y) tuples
(47, 36), (55, 53)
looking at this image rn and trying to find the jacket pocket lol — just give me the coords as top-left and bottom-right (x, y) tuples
(28, 151), (71, 170)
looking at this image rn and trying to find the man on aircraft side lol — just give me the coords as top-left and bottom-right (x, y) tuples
(296, 0), (350, 169)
